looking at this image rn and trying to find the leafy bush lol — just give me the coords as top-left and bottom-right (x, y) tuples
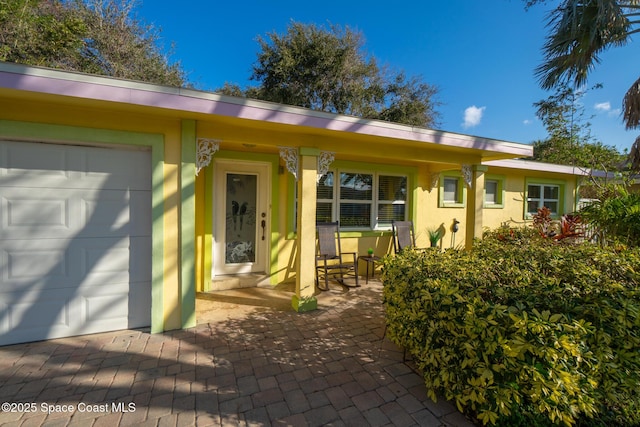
(579, 188), (640, 248)
(382, 230), (640, 426)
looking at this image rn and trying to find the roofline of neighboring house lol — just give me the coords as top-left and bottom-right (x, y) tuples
(483, 158), (613, 178)
(0, 61), (533, 158)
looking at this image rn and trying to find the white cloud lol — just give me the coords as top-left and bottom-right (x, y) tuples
(594, 101), (622, 117)
(523, 119), (532, 125)
(462, 105), (485, 129)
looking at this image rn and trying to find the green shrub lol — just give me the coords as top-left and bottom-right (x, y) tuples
(382, 230), (640, 426)
(579, 186), (640, 248)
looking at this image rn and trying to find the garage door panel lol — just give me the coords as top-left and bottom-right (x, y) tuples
(127, 281), (152, 327)
(0, 281), (149, 338)
(84, 148), (151, 190)
(81, 284), (133, 323)
(80, 189), (131, 235)
(0, 140), (152, 345)
(129, 236), (152, 282)
(2, 237), (149, 290)
(9, 294), (71, 329)
(130, 191), (152, 236)
(82, 245), (129, 275)
(3, 197), (69, 229)
(0, 288), (73, 340)
(1, 189), (138, 240)
(1, 141), (150, 190)
(5, 248), (68, 281)
(1, 142), (71, 179)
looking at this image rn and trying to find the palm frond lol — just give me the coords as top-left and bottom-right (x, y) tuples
(623, 76), (640, 129)
(536, 0), (632, 89)
(627, 135), (640, 171)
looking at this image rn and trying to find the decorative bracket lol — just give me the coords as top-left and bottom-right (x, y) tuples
(196, 138), (219, 176)
(429, 173), (439, 192)
(317, 151), (335, 182)
(461, 164), (473, 189)
(279, 146), (299, 180)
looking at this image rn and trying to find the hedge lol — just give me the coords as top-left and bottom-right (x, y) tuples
(381, 228), (640, 426)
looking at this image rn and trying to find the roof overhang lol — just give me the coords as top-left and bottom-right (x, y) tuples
(484, 158), (612, 178)
(0, 61), (533, 162)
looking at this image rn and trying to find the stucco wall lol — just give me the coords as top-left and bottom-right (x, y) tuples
(482, 166), (580, 231)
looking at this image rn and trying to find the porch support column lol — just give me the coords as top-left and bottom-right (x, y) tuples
(292, 148), (319, 312)
(464, 164), (488, 250)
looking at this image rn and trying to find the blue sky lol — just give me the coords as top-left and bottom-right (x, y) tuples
(137, 0), (638, 152)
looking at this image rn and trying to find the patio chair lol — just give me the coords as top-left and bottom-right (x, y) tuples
(316, 222), (359, 290)
(391, 220), (426, 254)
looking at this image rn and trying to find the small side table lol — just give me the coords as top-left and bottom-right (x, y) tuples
(358, 255), (382, 284)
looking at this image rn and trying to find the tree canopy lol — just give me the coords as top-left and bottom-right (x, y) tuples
(218, 22), (440, 128)
(0, 0), (187, 86)
(526, 0), (640, 170)
(531, 83), (624, 170)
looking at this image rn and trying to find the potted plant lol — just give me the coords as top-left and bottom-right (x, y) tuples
(428, 228), (442, 248)
(367, 247), (374, 257)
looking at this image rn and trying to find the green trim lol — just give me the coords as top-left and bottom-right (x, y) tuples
(292, 295), (318, 312)
(299, 147), (320, 156)
(0, 119), (165, 333)
(524, 177), (567, 219)
(439, 171), (466, 208)
(180, 120), (196, 329)
(484, 174), (506, 209)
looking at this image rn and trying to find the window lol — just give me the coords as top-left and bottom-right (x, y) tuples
(316, 172), (334, 223)
(439, 173), (465, 207)
(527, 183), (561, 216)
(483, 175), (505, 208)
(443, 177), (459, 203)
(339, 172), (373, 228)
(377, 175), (407, 228)
(316, 170), (407, 229)
(485, 180), (498, 204)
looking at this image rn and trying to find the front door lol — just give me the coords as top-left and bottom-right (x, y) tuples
(213, 160), (270, 276)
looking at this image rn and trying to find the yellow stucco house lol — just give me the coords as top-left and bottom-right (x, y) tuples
(0, 62), (590, 345)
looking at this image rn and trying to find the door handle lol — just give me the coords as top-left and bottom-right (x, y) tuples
(261, 219), (266, 240)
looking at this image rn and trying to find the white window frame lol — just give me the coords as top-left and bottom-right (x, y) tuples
(376, 174), (408, 229)
(526, 182), (562, 218)
(483, 175), (505, 209)
(338, 171), (374, 229)
(317, 169), (408, 230)
(316, 171), (334, 224)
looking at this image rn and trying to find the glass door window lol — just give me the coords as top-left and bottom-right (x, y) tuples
(225, 173), (257, 264)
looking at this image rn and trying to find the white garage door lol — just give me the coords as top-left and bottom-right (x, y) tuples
(0, 140), (152, 346)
